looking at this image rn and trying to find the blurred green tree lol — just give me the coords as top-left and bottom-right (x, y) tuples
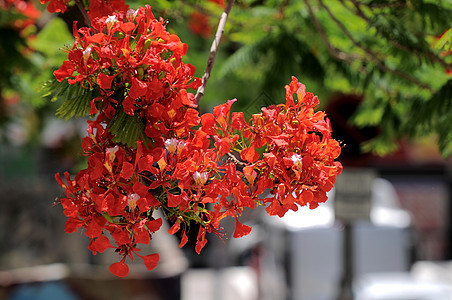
(214, 0), (452, 157)
(1, 0), (451, 157)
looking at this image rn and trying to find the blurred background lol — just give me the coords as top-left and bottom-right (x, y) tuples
(0, 0), (452, 299)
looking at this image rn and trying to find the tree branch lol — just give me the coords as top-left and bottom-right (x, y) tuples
(226, 152), (247, 168)
(318, 0), (432, 91)
(195, 0), (235, 107)
(74, 0), (91, 28)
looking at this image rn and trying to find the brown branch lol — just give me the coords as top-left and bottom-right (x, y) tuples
(195, 0), (235, 107)
(318, 0), (432, 91)
(74, 0), (91, 28)
(367, 1), (407, 9)
(226, 152), (247, 168)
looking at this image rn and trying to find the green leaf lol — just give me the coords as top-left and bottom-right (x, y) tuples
(59, 85), (95, 119)
(41, 79), (68, 101)
(434, 26), (452, 51)
(361, 134), (399, 157)
(107, 109), (151, 148)
(42, 79), (97, 119)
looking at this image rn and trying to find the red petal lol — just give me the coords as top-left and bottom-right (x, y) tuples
(179, 231), (188, 248)
(92, 193), (105, 211)
(241, 147), (259, 163)
(233, 218), (252, 238)
(65, 218), (82, 233)
(134, 228), (150, 244)
(97, 73), (116, 90)
(85, 217), (104, 238)
(91, 236), (113, 254)
(136, 198), (149, 212)
(195, 237), (207, 254)
(146, 193), (160, 206)
(243, 165), (257, 186)
(192, 130), (209, 148)
(231, 112), (246, 130)
(137, 155), (154, 172)
(86, 33), (105, 44)
(167, 192), (181, 207)
(263, 152), (276, 167)
(168, 221), (180, 235)
(178, 89), (197, 108)
(141, 253), (159, 271)
(146, 218), (163, 232)
(53, 60), (74, 82)
(120, 161), (134, 179)
(213, 99), (236, 119)
(109, 261), (129, 277)
(129, 77), (147, 99)
(111, 230), (132, 245)
(55, 173), (67, 188)
(122, 96), (135, 116)
(200, 113), (215, 135)
(120, 22), (135, 32)
(265, 199), (287, 217)
(302, 189), (313, 205)
(89, 97), (101, 115)
(133, 181), (149, 198)
(195, 227), (207, 254)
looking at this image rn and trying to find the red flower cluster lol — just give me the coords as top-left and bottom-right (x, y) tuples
(54, 6), (200, 131)
(54, 5), (342, 277)
(1, 0), (41, 30)
(188, 12), (212, 38)
(188, 0), (224, 38)
(40, 0), (127, 20)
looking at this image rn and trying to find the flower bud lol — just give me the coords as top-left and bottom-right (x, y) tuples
(82, 47), (91, 65)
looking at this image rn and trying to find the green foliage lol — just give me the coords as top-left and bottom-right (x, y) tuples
(107, 110), (151, 148)
(43, 78), (152, 148)
(148, 0), (452, 157)
(210, 0), (452, 157)
(406, 80), (452, 157)
(434, 26), (452, 51)
(3, 0), (452, 158)
(0, 28), (36, 91)
(29, 17), (74, 66)
(42, 79), (96, 119)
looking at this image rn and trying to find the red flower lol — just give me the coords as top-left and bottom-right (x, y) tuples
(53, 2), (342, 277)
(188, 12), (211, 38)
(40, 0), (128, 20)
(39, 0), (67, 13)
(209, 0), (224, 6)
(87, 0), (128, 20)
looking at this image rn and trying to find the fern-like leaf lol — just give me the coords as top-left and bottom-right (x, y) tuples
(107, 110), (151, 148)
(56, 83), (96, 119)
(42, 79), (97, 119)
